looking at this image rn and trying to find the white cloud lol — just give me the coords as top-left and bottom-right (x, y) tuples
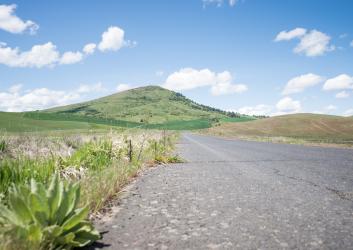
(276, 97), (301, 113)
(60, 51), (83, 65)
(294, 30), (334, 56)
(323, 74), (353, 91)
(77, 82), (105, 93)
(83, 43), (96, 55)
(163, 68), (247, 96)
(210, 71), (247, 95)
(0, 87), (79, 112)
(163, 68), (215, 91)
(343, 109), (353, 117)
(0, 83), (108, 112)
(211, 82), (247, 96)
(275, 28), (334, 57)
(0, 26), (134, 68)
(0, 42), (60, 68)
(282, 73), (323, 95)
(275, 28), (306, 41)
(116, 84), (131, 92)
(0, 4), (38, 34)
(335, 91), (350, 99)
(235, 104), (272, 116)
(98, 26), (125, 52)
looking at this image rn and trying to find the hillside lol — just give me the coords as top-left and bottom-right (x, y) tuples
(45, 86), (232, 123)
(205, 113), (353, 145)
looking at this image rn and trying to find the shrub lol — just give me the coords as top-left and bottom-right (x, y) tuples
(59, 140), (116, 171)
(0, 174), (100, 250)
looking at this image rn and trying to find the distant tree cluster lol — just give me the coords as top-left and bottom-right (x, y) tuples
(170, 92), (242, 117)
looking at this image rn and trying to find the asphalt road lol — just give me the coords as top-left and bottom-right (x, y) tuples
(91, 133), (353, 249)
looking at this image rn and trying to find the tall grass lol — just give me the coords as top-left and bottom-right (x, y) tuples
(0, 131), (179, 249)
(0, 131), (178, 208)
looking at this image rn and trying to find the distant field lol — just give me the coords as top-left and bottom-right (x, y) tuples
(220, 116), (257, 123)
(0, 112), (111, 133)
(203, 113), (353, 146)
(0, 111), (256, 132)
(24, 112), (213, 130)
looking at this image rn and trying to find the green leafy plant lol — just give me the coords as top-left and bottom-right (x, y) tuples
(0, 139), (6, 152)
(59, 140), (115, 171)
(0, 174), (100, 250)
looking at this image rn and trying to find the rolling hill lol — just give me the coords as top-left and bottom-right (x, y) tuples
(45, 86), (233, 123)
(205, 113), (353, 145)
(1, 86), (252, 132)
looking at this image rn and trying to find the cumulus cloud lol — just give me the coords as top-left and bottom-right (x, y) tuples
(294, 30), (334, 56)
(323, 74), (353, 91)
(0, 4), (38, 34)
(0, 42), (84, 68)
(0, 25), (134, 68)
(282, 73), (323, 95)
(0, 87), (79, 112)
(162, 68), (247, 96)
(210, 71), (247, 95)
(60, 51), (83, 65)
(335, 91), (350, 99)
(98, 26), (125, 52)
(116, 84), (131, 92)
(77, 82), (105, 93)
(235, 104), (272, 116)
(275, 28), (306, 41)
(0, 83), (107, 112)
(83, 43), (96, 55)
(276, 97), (301, 113)
(275, 28), (334, 57)
(0, 42), (60, 68)
(163, 68), (215, 91)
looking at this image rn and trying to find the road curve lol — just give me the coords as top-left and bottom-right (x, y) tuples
(90, 133), (353, 249)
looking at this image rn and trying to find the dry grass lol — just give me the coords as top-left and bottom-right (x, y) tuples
(202, 113), (353, 147)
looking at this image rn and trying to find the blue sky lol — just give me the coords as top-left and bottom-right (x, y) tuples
(0, 0), (352, 116)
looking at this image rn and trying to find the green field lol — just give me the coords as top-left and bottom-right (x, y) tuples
(220, 116), (257, 123)
(0, 112), (111, 133)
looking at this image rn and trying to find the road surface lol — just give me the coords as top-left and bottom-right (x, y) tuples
(90, 133), (353, 249)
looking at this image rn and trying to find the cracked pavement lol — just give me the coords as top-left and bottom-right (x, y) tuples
(90, 133), (353, 249)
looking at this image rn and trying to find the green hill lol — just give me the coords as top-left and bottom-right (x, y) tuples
(45, 86), (232, 123)
(1, 86), (251, 132)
